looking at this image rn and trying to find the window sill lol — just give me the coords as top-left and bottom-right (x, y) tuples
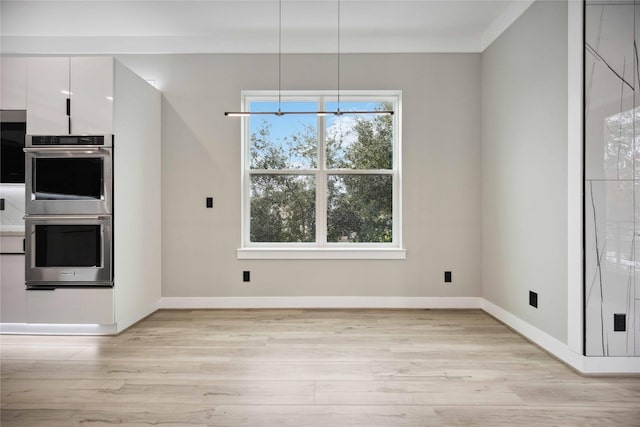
(237, 247), (407, 260)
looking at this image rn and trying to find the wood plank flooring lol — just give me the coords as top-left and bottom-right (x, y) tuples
(1, 309), (639, 426)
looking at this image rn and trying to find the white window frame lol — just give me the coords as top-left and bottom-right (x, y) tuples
(237, 90), (405, 260)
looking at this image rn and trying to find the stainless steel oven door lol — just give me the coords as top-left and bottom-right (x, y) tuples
(25, 147), (112, 215)
(25, 215), (113, 285)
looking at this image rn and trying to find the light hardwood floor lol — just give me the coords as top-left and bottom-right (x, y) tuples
(1, 309), (639, 426)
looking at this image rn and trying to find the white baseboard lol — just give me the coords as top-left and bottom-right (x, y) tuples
(158, 296), (483, 309)
(582, 356), (640, 374)
(0, 322), (117, 335)
(481, 299), (584, 370)
(482, 299), (640, 374)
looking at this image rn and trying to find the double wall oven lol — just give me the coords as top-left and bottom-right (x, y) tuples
(24, 135), (113, 289)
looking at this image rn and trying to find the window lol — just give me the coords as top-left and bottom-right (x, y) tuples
(238, 91), (404, 259)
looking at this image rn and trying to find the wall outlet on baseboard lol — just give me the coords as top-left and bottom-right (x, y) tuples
(243, 271), (250, 282)
(529, 291), (538, 308)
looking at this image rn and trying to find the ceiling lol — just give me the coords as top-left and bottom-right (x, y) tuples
(0, 0), (534, 55)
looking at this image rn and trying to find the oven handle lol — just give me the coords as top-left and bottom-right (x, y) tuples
(23, 147), (110, 153)
(24, 215), (110, 221)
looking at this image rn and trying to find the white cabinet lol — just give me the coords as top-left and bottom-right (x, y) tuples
(0, 255), (26, 323)
(71, 57), (114, 134)
(26, 57), (69, 135)
(0, 236), (26, 323)
(12, 57), (161, 333)
(26, 57), (113, 135)
(26, 288), (114, 324)
(1, 57), (27, 110)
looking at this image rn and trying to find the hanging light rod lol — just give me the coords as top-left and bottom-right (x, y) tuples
(224, 110), (394, 117)
(224, 0), (394, 118)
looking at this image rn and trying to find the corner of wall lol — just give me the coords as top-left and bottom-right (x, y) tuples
(482, 297), (640, 374)
(480, 0), (569, 345)
(566, 0), (584, 356)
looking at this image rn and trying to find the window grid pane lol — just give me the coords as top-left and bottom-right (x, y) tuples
(325, 101), (393, 170)
(250, 174), (316, 243)
(249, 101), (318, 170)
(327, 174), (393, 243)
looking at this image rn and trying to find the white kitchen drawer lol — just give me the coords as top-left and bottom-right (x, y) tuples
(0, 254), (26, 323)
(27, 287), (114, 324)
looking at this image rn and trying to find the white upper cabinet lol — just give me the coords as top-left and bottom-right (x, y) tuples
(27, 57), (70, 135)
(27, 57), (114, 135)
(70, 57), (114, 135)
(1, 57), (28, 110)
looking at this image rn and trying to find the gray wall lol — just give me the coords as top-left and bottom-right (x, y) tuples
(116, 53), (482, 298)
(481, 1), (568, 342)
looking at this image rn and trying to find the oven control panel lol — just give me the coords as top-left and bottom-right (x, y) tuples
(28, 135), (112, 147)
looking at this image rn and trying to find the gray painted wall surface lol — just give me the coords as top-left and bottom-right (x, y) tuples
(116, 53), (481, 298)
(481, 1), (568, 342)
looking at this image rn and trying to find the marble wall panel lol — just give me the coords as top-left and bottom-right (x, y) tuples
(636, 300), (640, 355)
(585, 1), (640, 357)
(585, 3), (634, 81)
(585, 181), (635, 355)
(585, 53), (635, 181)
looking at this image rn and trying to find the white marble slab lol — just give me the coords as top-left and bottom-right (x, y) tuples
(585, 3), (634, 81)
(584, 3), (640, 357)
(584, 180), (636, 356)
(584, 56), (635, 181)
(0, 184), (25, 233)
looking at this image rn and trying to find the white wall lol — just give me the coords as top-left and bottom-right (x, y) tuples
(116, 53), (481, 299)
(481, 1), (569, 343)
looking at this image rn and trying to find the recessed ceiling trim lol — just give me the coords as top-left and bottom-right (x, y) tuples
(0, 35), (484, 55)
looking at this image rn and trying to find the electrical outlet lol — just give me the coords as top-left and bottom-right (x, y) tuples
(206, 197), (213, 208)
(243, 271), (250, 282)
(529, 291), (538, 308)
(444, 271), (452, 283)
(614, 313), (626, 332)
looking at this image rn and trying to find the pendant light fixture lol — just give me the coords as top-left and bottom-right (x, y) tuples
(224, 0), (394, 117)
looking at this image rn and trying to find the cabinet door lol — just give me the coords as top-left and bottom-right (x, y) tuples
(27, 57), (69, 135)
(0, 254), (26, 323)
(26, 287), (114, 324)
(0, 57), (27, 110)
(71, 57), (114, 135)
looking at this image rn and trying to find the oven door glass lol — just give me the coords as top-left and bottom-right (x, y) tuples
(25, 148), (112, 215)
(34, 158), (103, 200)
(26, 216), (112, 285)
(35, 225), (102, 267)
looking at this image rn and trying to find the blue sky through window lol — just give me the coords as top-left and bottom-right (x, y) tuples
(249, 100), (385, 139)
(249, 99), (387, 170)
(250, 101), (317, 144)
